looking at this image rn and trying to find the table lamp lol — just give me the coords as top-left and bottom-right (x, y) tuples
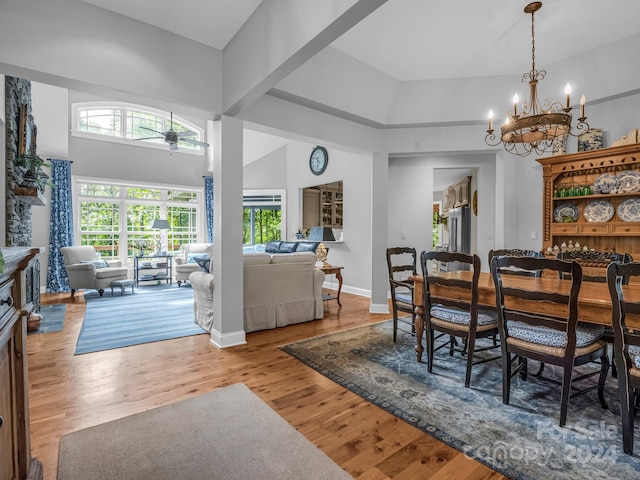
(151, 219), (170, 256)
(308, 226), (335, 267)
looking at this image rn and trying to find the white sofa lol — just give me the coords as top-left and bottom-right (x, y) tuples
(189, 252), (325, 333)
(174, 243), (213, 286)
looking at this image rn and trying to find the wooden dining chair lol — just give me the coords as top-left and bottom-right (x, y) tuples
(420, 251), (500, 388)
(487, 248), (544, 277)
(557, 250), (634, 378)
(386, 247), (417, 342)
(606, 262), (640, 455)
(491, 256), (609, 427)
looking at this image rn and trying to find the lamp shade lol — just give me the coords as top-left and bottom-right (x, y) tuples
(151, 219), (171, 230)
(308, 226), (335, 242)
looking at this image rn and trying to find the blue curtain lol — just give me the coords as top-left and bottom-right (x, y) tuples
(205, 176), (214, 243)
(46, 159), (74, 292)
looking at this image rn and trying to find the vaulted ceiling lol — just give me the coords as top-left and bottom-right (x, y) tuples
(77, 0), (640, 161)
(82, 0), (640, 82)
(75, 1), (640, 132)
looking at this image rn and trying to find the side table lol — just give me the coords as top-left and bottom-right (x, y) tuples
(316, 265), (343, 307)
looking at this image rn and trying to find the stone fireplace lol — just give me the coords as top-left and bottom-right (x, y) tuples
(5, 75), (41, 313)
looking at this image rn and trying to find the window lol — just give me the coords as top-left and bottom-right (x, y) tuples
(243, 193), (283, 245)
(76, 179), (202, 262)
(73, 102), (206, 154)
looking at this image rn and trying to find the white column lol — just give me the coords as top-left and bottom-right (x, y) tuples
(210, 115), (245, 348)
(370, 151), (389, 313)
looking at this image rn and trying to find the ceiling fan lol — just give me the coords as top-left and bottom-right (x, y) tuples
(136, 112), (209, 151)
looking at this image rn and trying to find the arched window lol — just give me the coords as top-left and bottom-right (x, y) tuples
(72, 102), (206, 154)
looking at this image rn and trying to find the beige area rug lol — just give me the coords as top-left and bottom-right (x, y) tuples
(58, 383), (352, 480)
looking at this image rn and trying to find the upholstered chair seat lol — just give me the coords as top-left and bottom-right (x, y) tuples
(430, 304), (498, 326)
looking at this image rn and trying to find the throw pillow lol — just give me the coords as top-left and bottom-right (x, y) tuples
(265, 241), (282, 253)
(278, 242), (298, 253)
(81, 260), (108, 269)
(194, 256), (211, 273)
(296, 241), (319, 252)
(187, 253), (209, 264)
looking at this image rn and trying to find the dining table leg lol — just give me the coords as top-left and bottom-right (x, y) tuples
(414, 304), (425, 362)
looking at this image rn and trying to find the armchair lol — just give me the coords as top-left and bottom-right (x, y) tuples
(61, 245), (129, 297)
(175, 243), (214, 286)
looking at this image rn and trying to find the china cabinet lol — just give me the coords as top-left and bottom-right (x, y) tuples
(537, 143), (640, 259)
(321, 187), (343, 228)
(302, 181), (343, 229)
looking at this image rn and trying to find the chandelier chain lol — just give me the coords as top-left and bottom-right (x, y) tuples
(530, 6), (536, 73)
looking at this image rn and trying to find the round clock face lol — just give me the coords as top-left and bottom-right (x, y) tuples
(309, 146), (328, 175)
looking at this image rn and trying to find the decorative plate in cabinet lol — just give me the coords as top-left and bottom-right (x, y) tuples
(584, 200), (614, 222)
(593, 173), (619, 194)
(617, 198), (640, 222)
(553, 203), (579, 223)
(617, 170), (640, 193)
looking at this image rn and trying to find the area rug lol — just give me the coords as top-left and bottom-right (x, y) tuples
(28, 304), (66, 334)
(57, 383), (352, 480)
(281, 320), (640, 480)
(75, 284), (205, 355)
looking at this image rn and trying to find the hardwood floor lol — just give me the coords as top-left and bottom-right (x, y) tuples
(29, 290), (506, 480)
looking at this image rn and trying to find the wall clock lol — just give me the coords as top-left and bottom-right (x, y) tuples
(309, 146), (328, 175)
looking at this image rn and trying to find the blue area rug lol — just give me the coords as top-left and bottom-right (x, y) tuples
(281, 320), (640, 480)
(76, 285), (205, 355)
(29, 304), (66, 334)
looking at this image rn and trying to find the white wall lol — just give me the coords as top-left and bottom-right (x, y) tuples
(243, 146), (287, 189)
(389, 153), (495, 271)
(284, 143), (372, 295)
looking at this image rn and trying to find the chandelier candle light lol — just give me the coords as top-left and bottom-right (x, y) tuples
(485, 2), (589, 157)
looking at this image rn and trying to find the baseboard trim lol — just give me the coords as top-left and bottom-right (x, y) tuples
(369, 303), (390, 314)
(209, 329), (246, 348)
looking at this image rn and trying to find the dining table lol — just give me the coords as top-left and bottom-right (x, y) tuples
(410, 271), (640, 363)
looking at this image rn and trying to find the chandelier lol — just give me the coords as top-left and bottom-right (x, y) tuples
(485, 2), (588, 157)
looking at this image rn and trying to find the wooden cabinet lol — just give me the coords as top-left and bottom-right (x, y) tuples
(321, 187), (343, 228)
(302, 188), (320, 229)
(0, 248), (44, 480)
(537, 144), (640, 258)
(302, 181), (343, 228)
(443, 176), (471, 212)
(1, 282), (17, 480)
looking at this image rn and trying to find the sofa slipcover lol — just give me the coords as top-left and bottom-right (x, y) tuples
(189, 252), (324, 333)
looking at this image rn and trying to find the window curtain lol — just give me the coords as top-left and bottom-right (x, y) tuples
(205, 176), (214, 243)
(46, 159), (74, 292)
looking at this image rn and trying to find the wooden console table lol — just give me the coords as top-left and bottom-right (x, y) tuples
(317, 265), (343, 307)
(0, 247), (44, 480)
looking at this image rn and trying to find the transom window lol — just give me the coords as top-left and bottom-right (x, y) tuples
(72, 102), (206, 154)
(75, 178), (202, 262)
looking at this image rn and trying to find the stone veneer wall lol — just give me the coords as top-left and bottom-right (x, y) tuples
(5, 76), (33, 246)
